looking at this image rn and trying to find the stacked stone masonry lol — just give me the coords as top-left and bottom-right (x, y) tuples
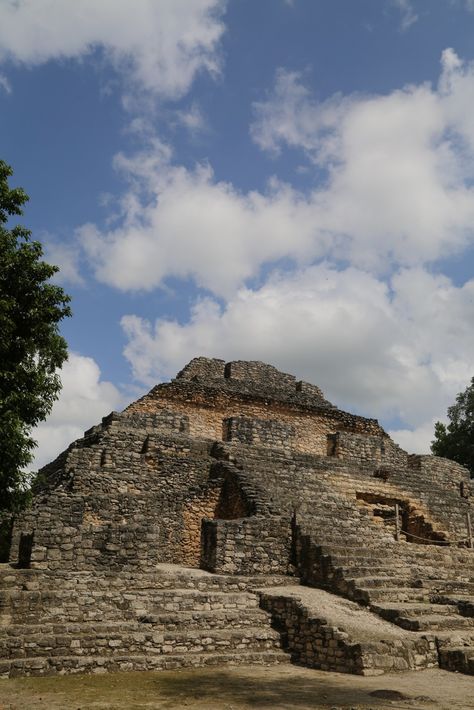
(1, 357), (473, 678)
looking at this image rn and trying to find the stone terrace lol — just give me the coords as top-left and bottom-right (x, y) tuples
(1, 357), (473, 677)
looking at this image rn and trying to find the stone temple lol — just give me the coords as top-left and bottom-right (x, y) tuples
(1, 357), (474, 677)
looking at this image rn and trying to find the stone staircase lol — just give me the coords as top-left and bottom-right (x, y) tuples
(259, 586), (438, 675)
(0, 564), (290, 677)
(297, 510), (474, 674)
(220, 441), (474, 675)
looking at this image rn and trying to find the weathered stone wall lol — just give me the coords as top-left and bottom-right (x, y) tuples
(126, 357), (384, 459)
(201, 515), (292, 575)
(9, 413), (221, 571)
(223, 416), (296, 449)
(328, 431), (408, 469)
(128, 395), (383, 457)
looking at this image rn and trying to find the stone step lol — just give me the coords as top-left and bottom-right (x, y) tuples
(0, 588), (261, 624)
(324, 546), (473, 564)
(0, 624), (282, 660)
(433, 595), (474, 617)
(0, 648), (290, 678)
(306, 534), (389, 547)
(353, 586), (433, 604)
(331, 558), (473, 575)
(316, 545), (394, 559)
(136, 608), (272, 630)
(132, 589), (260, 615)
(0, 567), (296, 593)
(332, 564), (435, 579)
(345, 576), (416, 590)
(0, 607), (274, 641)
(348, 576), (474, 595)
(372, 602), (459, 621)
(394, 614), (474, 632)
(438, 645), (474, 674)
(421, 579), (474, 594)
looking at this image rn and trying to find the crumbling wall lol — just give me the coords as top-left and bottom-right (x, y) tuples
(9, 412), (219, 571)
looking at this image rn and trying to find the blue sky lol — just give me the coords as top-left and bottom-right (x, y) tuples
(2, 0), (474, 468)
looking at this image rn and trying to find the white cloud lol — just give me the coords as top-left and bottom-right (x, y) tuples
(32, 353), (124, 470)
(79, 139), (326, 298)
(44, 239), (85, 286)
(388, 421), (438, 455)
(391, 0), (418, 31)
(251, 54), (474, 269)
(176, 102), (207, 134)
(0, 72), (11, 93)
(120, 264), (474, 455)
(37, 46), (474, 458)
(77, 51), (474, 297)
(0, 0), (225, 99)
(250, 68), (351, 160)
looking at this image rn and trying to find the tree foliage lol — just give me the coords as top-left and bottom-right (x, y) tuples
(0, 160), (71, 511)
(431, 378), (474, 477)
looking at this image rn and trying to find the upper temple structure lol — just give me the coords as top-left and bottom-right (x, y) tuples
(1, 357), (474, 677)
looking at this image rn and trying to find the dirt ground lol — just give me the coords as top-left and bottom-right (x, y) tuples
(1, 664), (474, 710)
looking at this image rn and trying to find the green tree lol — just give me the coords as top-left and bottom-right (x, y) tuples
(0, 160), (71, 511)
(431, 378), (474, 477)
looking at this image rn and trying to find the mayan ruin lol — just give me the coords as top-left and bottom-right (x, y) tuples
(1, 357), (473, 679)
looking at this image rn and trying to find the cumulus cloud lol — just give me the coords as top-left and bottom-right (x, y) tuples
(76, 50), (474, 296)
(120, 264), (474, 454)
(0, 0), (225, 99)
(32, 353), (124, 470)
(251, 53), (474, 268)
(79, 139), (326, 298)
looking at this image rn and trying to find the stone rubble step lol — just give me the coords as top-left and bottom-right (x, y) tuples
(432, 595), (474, 617)
(0, 588), (267, 628)
(0, 624), (282, 660)
(132, 589), (261, 614)
(0, 568), (40, 590)
(0, 608), (274, 639)
(316, 545), (396, 559)
(136, 607), (272, 630)
(420, 579), (474, 594)
(438, 645), (474, 674)
(353, 586), (433, 604)
(345, 576), (417, 590)
(332, 564), (438, 578)
(0, 566), (297, 593)
(394, 614), (474, 632)
(371, 602), (459, 620)
(0, 648), (290, 678)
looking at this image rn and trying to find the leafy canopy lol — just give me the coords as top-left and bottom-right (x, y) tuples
(431, 377), (474, 477)
(0, 160), (71, 511)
